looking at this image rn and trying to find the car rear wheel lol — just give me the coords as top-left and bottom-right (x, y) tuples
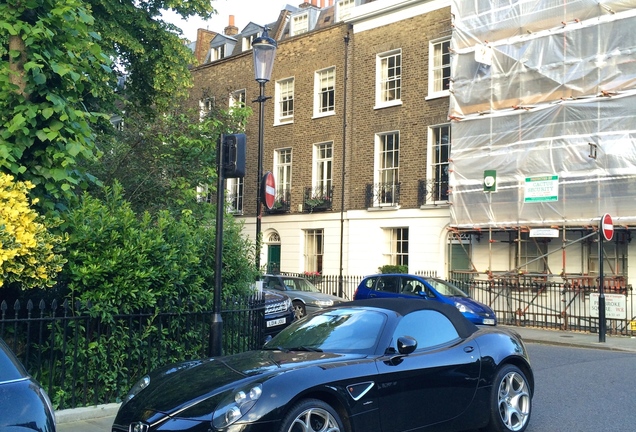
(293, 301), (306, 319)
(483, 364), (531, 432)
(279, 398), (344, 432)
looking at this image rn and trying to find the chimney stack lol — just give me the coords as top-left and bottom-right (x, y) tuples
(224, 15), (238, 36)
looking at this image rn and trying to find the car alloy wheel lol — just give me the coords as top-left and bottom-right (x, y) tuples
(293, 301), (306, 319)
(485, 364), (531, 432)
(280, 398), (344, 432)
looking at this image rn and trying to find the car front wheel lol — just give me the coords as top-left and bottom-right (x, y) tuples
(483, 364), (532, 432)
(279, 398), (344, 432)
(293, 301), (306, 319)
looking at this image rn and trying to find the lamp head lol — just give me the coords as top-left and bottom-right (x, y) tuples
(252, 27), (278, 83)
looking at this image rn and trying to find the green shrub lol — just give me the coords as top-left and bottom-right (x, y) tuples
(378, 264), (408, 274)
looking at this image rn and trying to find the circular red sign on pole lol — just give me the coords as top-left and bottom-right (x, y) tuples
(601, 213), (614, 241)
(262, 172), (276, 210)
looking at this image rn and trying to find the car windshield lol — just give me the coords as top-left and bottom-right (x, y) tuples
(284, 278), (319, 292)
(425, 279), (469, 298)
(0, 339), (28, 382)
(265, 308), (386, 354)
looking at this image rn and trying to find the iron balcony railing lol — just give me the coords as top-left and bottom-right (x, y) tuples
(365, 182), (401, 207)
(265, 188), (291, 214)
(303, 185), (334, 213)
(418, 178), (449, 206)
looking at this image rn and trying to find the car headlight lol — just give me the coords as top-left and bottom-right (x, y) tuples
(455, 302), (474, 314)
(285, 298), (292, 310)
(125, 375), (150, 402)
(212, 384), (263, 428)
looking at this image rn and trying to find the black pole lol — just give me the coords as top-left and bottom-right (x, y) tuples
(210, 135), (225, 357)
(598, 218), (606, 343)
(255, 81), (266, 274)
(338, 31), (350, 299)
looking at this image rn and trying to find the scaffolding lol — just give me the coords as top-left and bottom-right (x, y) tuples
(447, 0), (636, 284)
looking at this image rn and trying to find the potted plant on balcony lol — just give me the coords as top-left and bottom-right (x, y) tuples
(304, 195), (332, 212)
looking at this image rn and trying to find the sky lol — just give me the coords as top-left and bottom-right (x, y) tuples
(162, 1), (294, 42)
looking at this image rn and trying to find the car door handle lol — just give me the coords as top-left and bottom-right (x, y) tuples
(464, 346), (474, 353)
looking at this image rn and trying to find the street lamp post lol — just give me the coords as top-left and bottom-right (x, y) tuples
(252, 27), (277, 273)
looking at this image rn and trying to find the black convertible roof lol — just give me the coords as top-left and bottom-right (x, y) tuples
(338, 298), (479, 339)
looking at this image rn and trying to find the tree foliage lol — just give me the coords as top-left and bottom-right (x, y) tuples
(1, 0), (218, 210)
(0, 173), (66, 288)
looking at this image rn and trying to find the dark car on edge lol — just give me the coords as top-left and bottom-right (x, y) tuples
(354, 273), (497, 325)
(261, 288), (295, 339)
(112, 298), (533, 432)
(0, 337), (56, 432)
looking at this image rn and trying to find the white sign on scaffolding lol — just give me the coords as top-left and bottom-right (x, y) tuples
(589, 293), (626, 319)
(524, 175), (559, 203)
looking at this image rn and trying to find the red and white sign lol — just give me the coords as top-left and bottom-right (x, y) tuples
(601, 213), (614, 241)
(262, 172), (276, 210)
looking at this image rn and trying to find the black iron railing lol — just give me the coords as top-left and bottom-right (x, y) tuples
(303, 185), (334, 213)
(365, 182), (401, 207)
(418, 178), (449, 205)
(0, 295), (264, 410)
(266, 188), (291, 214)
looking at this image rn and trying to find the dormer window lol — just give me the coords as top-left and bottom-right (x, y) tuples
(242, 34), (255, 51)
(212, 45), (225, 61)
(336, 0), (356, 21)
(291, 13), (309, 36)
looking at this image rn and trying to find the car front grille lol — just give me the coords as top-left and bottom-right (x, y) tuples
(265, 301), (288, 314)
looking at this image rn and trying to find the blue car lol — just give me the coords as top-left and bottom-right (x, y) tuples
(354, 274), (497, 325)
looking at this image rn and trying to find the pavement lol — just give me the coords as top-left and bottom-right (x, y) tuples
(55, 326), (636, 432)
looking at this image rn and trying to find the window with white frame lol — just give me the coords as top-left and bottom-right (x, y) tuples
(376, 50), (401, 107)
(429, 124), (450, 202)
(385, 227), (409, 266)
(275, 78), (294, 124)
(304, 229), (324, 273)
(429, 38), (451, 96)
(242, 34), (255, 51)
(226, 178), (244, 214)
(375, 132), (400, 205)
(229, 89), (246, 109)
(313, 142), (333, 198)
(196, 185), (213, 203)
(212, 45), (225, 61)
(314, 67), (335, 116)
(336, 0), (355, 21)
(199, 97), (214, 120)
(275, 148), (292, 202)
(291, 13), (309, 36)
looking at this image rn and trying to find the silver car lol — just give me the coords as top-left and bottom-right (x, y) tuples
(263, 275), (344, 319)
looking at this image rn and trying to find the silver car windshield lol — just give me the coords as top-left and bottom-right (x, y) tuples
(265, 308), (386, 353)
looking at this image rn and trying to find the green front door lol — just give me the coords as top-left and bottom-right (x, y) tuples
(267, 244), (281, 274)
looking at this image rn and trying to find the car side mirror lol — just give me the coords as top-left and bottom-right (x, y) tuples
(397, 336), (417, 355)
(416, 291), (427, 298)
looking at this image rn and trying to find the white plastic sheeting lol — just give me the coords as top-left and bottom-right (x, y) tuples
(449, 0), (636, 228)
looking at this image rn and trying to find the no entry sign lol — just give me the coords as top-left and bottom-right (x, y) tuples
(601, 213), (614, 241)
(262, 172), (276, 210)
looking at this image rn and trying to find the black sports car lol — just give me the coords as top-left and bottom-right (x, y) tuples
(0, 337), (56, 432)
(112, 298), (534, 432)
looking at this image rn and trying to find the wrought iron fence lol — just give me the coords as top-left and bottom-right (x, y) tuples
(0, 295), (264, 410)
(449, 276), (635, 336)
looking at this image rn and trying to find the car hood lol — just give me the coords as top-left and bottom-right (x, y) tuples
(452, 296), (495, 315)
(292, 291), (343, 303)
(119, 350), (365, 422)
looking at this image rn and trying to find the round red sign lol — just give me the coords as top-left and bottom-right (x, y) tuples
(601, 213), (614, 241)
(262, 172), (276, 210)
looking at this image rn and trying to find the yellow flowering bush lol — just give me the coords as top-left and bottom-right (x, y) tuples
(0, 173), (66, 288)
